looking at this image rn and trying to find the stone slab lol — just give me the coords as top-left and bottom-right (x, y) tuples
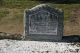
(24, 4), (64, 41)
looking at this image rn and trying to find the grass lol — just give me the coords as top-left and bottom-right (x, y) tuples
(0, 0), (80, 35)
(0, 10), (9, 20)
(0, 0), (80, 21)
(2, 0), (40, 8)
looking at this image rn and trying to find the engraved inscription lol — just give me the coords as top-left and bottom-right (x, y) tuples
(29, 10), (58, 35)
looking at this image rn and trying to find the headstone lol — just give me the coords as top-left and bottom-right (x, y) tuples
(24, 4), (64, 41)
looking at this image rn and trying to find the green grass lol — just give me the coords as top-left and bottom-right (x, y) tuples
(0, 10), (9, 20)
(2, 0), (40, 8)
(0, 0), (80, 21)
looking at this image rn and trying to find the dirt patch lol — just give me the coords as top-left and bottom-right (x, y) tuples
(0, 8), (24, 34)
(64, 8), (80, 35)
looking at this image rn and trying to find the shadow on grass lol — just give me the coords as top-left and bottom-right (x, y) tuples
(62, 35), (80, 42)
(30, 0), (80, 4)
(0, 32), (80, 42)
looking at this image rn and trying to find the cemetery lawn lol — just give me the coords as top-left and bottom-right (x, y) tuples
(0, 0), (80, 35)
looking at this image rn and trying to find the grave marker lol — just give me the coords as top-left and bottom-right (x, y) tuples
(24, 4), (64, 41)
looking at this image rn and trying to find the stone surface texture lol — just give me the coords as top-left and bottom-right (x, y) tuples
(24, 4), (64, 41)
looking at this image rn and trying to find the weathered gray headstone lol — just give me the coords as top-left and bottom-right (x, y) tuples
(24, 4), (64, 41)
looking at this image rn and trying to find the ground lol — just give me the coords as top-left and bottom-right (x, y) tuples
(0, 8), (24, 34)
(0, 39), (79, 53)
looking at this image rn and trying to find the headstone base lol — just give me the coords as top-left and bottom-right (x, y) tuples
(25, 35), (62, 41)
